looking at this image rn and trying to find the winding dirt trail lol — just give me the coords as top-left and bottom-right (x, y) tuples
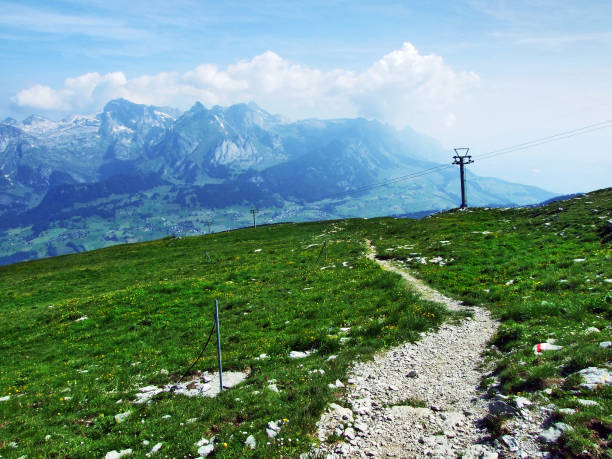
(313, 242), (512, 458)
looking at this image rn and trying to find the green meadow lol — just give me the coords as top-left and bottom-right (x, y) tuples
(0, 188), (610, 457)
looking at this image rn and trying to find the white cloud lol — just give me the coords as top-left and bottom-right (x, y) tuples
(11, 42), (479, 130)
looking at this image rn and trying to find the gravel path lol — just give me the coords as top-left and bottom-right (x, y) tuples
(311, 242), (548, 458)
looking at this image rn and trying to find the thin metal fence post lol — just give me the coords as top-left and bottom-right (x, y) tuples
(215, 299), (223, 392)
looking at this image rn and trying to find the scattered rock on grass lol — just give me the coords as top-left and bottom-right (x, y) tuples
(195, 438), (214, 457)
(105, 449), (132, 459)
(577, 367), (612, 390)
(114, 411), (132, 423)
(538, 423), (572, 443)
(576, 399), (600, 407)
(266, 419), (288, 438)
(245, 435), (256, 449)
(133, 371), (247, 404)
(197, 444), (214, 456)
(148, 442), (162, 455)
(289, 350), (314, 359)
(513, 396), (532, 410)
(267, 383), (279, 393)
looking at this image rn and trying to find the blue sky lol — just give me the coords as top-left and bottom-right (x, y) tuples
(1, 0), (611, 193)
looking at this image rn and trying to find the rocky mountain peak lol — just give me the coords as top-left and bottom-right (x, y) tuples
(2, 117), (19, 126)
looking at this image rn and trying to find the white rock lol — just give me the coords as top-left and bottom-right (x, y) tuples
(354, 422), (368, 433)
(0, 395), (10, 402)
(114, 411), (132, 423)
(599, 341), (611, 348)
(538, 423), (572, 443)
(267, 420), (281, 431)
(197, 444), (214, 456)
(441, 411), (464, 428)
(513, 396), (532, 409)
(268, 383), (279, 393)
(500, 434), (519, 452)
(577, 367), (612, 390)
(139, 385), (159, 393)
(558, 408), (576, 415)
(254, 249), (262, 252)
(75, 316), (88, 322)
(328, 403), (354, 423)
(576, 399), (599, 407)
(585, 326), (600, 334)
(327, 355), (337, 361)
(196, 438), (209, 447)
(245, 435), (257, 449)
(149, 443), (163, 454)
(336, 443), (350, 455)
(343, 427), (356, 440)
(289, 350), (312, 359)
(105, 449), (132, 459)
(266, 428), (278, 438)
(573, 258), (586, 262)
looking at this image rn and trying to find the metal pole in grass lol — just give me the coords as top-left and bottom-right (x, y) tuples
(315, 240), (328, 263)
(215, 298), (223, 392)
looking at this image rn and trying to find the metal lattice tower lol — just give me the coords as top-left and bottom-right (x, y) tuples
(452, 148), (474, 209)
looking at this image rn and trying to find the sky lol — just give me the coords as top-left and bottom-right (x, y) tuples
(0, 0), (611, 194)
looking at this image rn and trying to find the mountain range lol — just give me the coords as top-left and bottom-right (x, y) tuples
(0, 98), (553, 264)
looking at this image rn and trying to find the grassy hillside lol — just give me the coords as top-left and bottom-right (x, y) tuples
(366, 187), (611, 456)
(0, 188), (610, 457)
(0, 220), (448, 457)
